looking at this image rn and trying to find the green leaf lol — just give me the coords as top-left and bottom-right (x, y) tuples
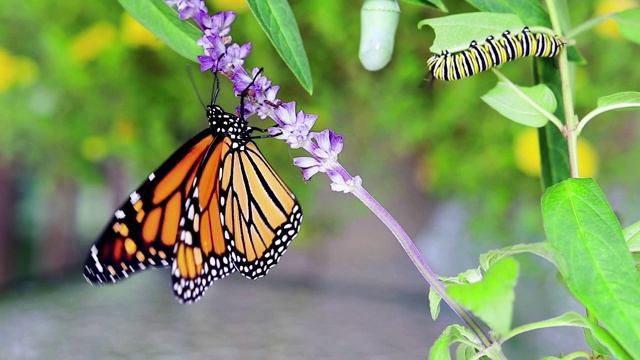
(428, 286), (443, 320)
(418, 13), (524, 53)
(429, 324), (482, 360)
(448, 257), (519, 335)
(479, 242), (556, 270)
(597, 91), (640, 109)
(481, 82), (556, 127)
(580, 92), (640, 134)
(542, 178), (640, 358)
(465, 0), (551, 27)
(503, 312), (630, 359)
(616, 8), (640, 44)
(429, 268), (483, 320)
(247, 0), (313, 94)
(623, 219), (640, 253)
(117, 0), (202, 62)
(401, 0), (447, 11)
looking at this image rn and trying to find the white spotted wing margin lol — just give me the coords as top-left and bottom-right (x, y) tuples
(83, 130), (212, 286)
(171, 135), (237, 304)
(220, 139), (303, 281)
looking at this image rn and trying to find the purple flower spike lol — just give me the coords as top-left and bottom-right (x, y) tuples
(328, 170), (362, 193)
(231, 67), (271, 99)
(199, 11), (236, 41)
(256, 86), (281, 119)
(218, 42), (252, 76)
(269, 102), (317, 149)
(312, 129), (344, 157)
(293, 129), (343, 180)
(197, 35), (226, 72)
(167, 0), (208, 21)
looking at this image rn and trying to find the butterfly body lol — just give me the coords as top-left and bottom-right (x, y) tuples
(84, 96), (302, 303)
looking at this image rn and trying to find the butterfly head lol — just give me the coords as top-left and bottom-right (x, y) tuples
(206, 104), (251, 141)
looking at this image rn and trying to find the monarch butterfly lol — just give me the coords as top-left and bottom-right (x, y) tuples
(83, 70), (302, 303)
(427, 27), (565, 81)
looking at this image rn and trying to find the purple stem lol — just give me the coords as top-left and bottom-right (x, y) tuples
(335, 165), (492, 346)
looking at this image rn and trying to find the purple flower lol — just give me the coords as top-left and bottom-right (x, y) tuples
(255, 86), (281, 119)
(197, 35), (226, 72)
(166, 0), (208, 21)
(328, 170), (362, 193)
(293, 130), (343, 180)
(268, 102), (316, 149)
(218, 42), (252, 76)
(231, 67), (271, 99)
(199, 11), (236, 40)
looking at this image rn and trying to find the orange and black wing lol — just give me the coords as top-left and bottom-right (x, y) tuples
(171, 135), (236, 303)
(83, 130), (213, 284)
(220, 139), (303, 279)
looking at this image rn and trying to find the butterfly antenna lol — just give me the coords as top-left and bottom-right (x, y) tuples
(211, 71), (220, 105)
(186, 64), (206, 111)
(239, 67), (264, 120)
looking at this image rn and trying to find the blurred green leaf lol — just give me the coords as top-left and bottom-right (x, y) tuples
(117, 0), (202, 61)
(580, 92), (640, 132)
(418, 13), (524, 53)
(448, 257), (519, 335)
(597, 91), (640, 109)
(429, 324), (482, 360)
(429, 267), (483, 321)
(623, 219), (640, 253)
(428, 286), (442, 320)
(481, 82), (556, 127)
(479, 242), (556, 270)
(504, 312), (627, 358)
(566, 45), (586, 64)
(542, 178), (640, 358)
(465, 0), (550, 27)
(616, 8), (640, 44)
(401, 0), (447, 11)
(247, 0), (313, 94)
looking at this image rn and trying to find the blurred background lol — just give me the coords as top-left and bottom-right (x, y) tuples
(1, 0), (639, 359)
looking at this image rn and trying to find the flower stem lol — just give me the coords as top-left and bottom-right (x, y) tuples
(350, 183), (495, 350)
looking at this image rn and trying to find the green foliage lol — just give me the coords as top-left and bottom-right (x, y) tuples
(247, 0), (313, 93)
(429, 324), (484, 360)
(418, 13), (525, 53)
(542, 178), (640, 358)
(401, 0), (448, 12)
(616, 8), (640, 44)
(117, 0), (202, 61)
(466, 0), (551, 27)
(448, 257), (519, 335)
(481, 82), (556, 127)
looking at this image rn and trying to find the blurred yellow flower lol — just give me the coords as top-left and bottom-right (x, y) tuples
(113, 115), (136, 141)
(594, 0), (639, 38)
(81, 135), (108, 162)
(514, 128), (599, 178)
(70, 21), (117, 64)
(208, 0), (249, 12)
(121, 13), (163, 49)
(0, 48), (38, 92)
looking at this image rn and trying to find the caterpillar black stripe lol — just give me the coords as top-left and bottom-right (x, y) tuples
(427, 27), (565, 81)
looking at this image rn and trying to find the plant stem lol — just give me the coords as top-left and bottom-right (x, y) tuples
(350, 184), (497, 351)
(546, 0), (579, 178)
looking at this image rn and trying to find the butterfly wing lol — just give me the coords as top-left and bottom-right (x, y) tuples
(171, 135), (236, 303)
(220, 139), (303, 279)
(84, 130), (213, 284)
